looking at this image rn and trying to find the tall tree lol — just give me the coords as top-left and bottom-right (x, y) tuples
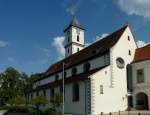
(0, 67), (28, 105)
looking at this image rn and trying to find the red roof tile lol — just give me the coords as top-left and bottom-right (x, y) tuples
(37, 25), (128, 81)
(133, 44), (150, 63)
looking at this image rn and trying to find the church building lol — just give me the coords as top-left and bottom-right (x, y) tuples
(29, 17), (138, 114)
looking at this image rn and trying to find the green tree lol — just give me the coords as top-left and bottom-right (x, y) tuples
(0, 67), (28, 106)
(31, 95), (48, 115)
(51, 93), (63, 112)
(9, 96), (26, 106)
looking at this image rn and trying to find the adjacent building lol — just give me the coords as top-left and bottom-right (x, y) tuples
(132, 44), (150, 110)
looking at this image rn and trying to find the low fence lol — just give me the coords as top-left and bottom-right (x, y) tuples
(102, 111), (150, 115)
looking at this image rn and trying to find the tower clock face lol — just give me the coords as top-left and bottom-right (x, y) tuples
(76, 28), (80, 35)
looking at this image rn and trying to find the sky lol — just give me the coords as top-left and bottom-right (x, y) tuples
(0, 0), (150, 75)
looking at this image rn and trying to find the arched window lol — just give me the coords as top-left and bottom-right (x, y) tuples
(72, 83), (79, 101)
(83, 62), (91, 72)
(129, 50), (131, 55)
(50, 88), (55, 101)
(77, 48), (79, 52)
(72, 67), (77, 75)
(55, 75), (59, 81)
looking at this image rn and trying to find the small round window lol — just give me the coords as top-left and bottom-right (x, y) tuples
(116, 57), (125, 69)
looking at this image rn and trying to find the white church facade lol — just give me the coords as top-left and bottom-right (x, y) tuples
(28, 17), (150, 114)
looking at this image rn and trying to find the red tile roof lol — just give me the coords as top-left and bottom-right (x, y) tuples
(37, 25), (128, 81)
(133, 44), (150, 63)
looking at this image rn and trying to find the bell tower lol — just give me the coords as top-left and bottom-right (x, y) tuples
(64, 16), (85, 57)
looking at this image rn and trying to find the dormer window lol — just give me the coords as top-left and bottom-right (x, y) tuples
(77, 35), (79, 42)
(83, 62), (91, 72)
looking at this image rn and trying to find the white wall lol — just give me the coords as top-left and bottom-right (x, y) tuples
(64, 81), (86, 114)
(90, 26), (137, 114)
(33, 53), (109, 88)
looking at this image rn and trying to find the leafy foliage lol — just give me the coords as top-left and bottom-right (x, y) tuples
(8, 96), (26, 106)
(31, 95), (48, 107)
(31, 95), (48, 115)
(0, 67), (38, 106)
(51, 93), (63, 112)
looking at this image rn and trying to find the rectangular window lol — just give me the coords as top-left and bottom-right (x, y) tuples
(77, 48), (79, 52)
(137, 69), (144, 83)
(77, 35), (79, 42)
(100, 85), (104, 94)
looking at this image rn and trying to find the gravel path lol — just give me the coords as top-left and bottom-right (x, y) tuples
(0, 110), (7, 115)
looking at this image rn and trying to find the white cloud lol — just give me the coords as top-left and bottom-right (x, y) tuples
(52, 36), (65, 60)
(96, 33), (109, 41)
(62, 0), (81, 16)
(0, 41), (8, 48)
(136, 40), (148, 48)
(116, 0), (150, 18)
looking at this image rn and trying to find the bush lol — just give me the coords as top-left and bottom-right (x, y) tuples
(4, 105), (30, 115)
(31, 95), (48, 115)
(8, 96), (26, 106)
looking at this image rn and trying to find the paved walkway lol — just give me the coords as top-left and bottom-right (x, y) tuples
(104, 111), (150, 115)
(0, 110), (7, 115)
